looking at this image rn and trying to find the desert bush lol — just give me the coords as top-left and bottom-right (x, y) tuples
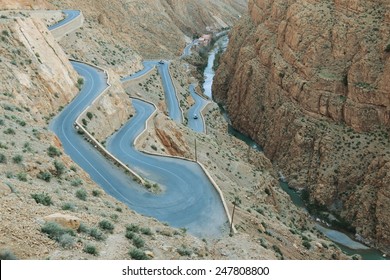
(92, 189), (101, 197)
(4, 128), (15, 135)
(177, 245), (192, 256)
(75, 189), (87, 201)
(140, 227), (153, 236)
(37, 171), (52, 182)
(129, 248), (149, 260)
(0, 153), (6, 163)
(83, 244), (98, 256)
(17, 172), (27, 182)
(59, 233), (75, 249)
(132, 236), (145, 249)
(70, 178), (83, 187)
(12, 154), (23, 164)
(54, 160), (66, 177)
(98, 220), (114, 233)
(0, 249), (17, 260)
(31, 193), (52, 206)
(41, 222), (75, 241)
(89, 227), (106, 241)
(126, 224), (140, 233)
(61, 202), (76, 211)
(47, 145), (61, 157)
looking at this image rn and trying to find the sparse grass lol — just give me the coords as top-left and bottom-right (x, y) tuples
(31, 193), (52, 206)
(129, 248), (149, 260)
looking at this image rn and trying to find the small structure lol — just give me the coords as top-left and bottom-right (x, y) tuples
(198, 34), (212, 46)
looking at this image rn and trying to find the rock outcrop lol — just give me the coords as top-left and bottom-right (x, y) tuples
(213, 0), (390, 253)
(43, 213), (81, 230)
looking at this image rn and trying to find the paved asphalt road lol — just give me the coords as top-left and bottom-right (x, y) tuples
(156, 62), (183, 123)
(49, 12), (228, 238)
(48, 10), (80, 31)
(50, 62), (228, 238)
(187, 84), (208, 133)
(106, 99), (228, 237)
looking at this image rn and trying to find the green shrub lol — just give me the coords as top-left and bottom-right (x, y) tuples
(17, 172), (27, 182)
(98, 220), (114, 233)
(4, 128), (15, 135)
(47, 145), (61, 157)
(41, 222), (75, 241)
(12, 155), (23, 164)
(89, 227), (105, 241)
(83, 244), (98, 256)
(0, 249), (17, 260)
(177, 245), (192, 256)
(61, 202), (76, 211)
(140, 227), (153, 235)
(86, 112), (93, 120)
(385, 44), (390, 53)
(31, 192), (52, 206)
(129, 248), (149, 260)
(125, 231), (135, 240)
(126, 224), (140, 233)
(75, 189), (87, 201)
(132, 235), (145, 248)
(37, 171), (52, 182)
(92, 189), (101, 197)
(54, 160), (66, 177)
(302, 240), (311, 250)
(70, 178), (83, 187)
(76, 78), (84, 90)
(59, 233), (75, 249)
(0, 153), (6, 164)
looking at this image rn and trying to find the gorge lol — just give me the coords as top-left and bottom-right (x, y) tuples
(213, 0), (390, 255)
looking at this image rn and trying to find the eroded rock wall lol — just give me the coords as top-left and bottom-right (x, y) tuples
(213, 0), (390, 253)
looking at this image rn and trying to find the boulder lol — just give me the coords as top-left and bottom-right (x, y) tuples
(43, 213), (81, 230)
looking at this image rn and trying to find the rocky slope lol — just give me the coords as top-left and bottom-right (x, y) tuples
(50, 0), (247, 60)
(213, 0), (390, 253)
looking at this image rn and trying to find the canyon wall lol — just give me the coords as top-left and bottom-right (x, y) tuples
(213, 0), (390, 253)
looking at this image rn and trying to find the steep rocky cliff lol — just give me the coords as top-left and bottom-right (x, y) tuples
(213, 0), (390, 253)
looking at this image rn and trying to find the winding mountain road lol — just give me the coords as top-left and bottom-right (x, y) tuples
(49, 12), (229, 238)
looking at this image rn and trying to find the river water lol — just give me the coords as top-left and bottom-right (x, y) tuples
(203, 34), (388, 260)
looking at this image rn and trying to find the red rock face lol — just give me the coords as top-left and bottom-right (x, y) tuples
(213, 0), (390, 253)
